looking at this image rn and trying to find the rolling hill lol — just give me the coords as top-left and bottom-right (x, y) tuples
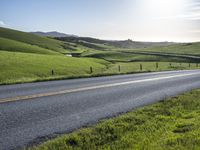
(56, 37), (175, 49)
(133, 42), (200, 56)
(0, 27), (71, 54)
(0, 37), (59, 55)
(31, 31), (78, 38)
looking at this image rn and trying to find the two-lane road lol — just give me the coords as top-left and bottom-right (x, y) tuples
(1, 70), (200, 150)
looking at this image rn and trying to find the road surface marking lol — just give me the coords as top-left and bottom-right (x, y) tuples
(0, 72), (199, 104)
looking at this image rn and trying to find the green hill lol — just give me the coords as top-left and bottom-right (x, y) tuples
(133, 42), (200, 56)
(56, 37), (174, 49)
(0, 37), (59, 55)
(0, 27), (70, 54)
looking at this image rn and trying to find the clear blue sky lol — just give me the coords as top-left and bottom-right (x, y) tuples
(1, 0), (200, 42)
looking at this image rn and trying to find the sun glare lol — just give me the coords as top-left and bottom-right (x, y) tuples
(141, 0), (185, 17)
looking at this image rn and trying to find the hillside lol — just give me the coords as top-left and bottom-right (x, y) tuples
(0, 27), (71, 54)
(56, 37), (175, 49)
(0, 27), (114, 55)
(31, 31), (77, 38)
(81, 50), (198, 63)
(133, 42), (200, 56)
(0, 37), (59, 55)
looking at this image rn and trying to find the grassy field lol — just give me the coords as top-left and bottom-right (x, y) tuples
(105, 62), (200, 74)
(29, 89), (200, 150)
(0, 51), (109, 84)
(131, 42), (200, 56)
(82, 51), (196, 63)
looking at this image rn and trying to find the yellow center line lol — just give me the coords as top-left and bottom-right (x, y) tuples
(0, 72), (199, 104)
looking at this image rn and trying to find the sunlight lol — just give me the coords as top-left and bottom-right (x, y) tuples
(141, 0), (185, 17)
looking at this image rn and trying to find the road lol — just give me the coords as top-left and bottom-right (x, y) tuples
(1, 70), (200, 150)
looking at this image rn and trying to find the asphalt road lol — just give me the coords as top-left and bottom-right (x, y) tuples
(1, 70), (200, 150)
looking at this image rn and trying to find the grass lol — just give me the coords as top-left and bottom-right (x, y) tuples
(105, 62), (200, 74)
(0, 50), (199, 85)
(28, 89), (200, 150)
(0, 27), (70, 54)
(0, 37), (60, 55)
(82, 51), (197, 63)
(1, 50), (199, 85)
(131, 42), (200, 56)
(0, 27), (112, 55)
(0, 51), (109, 84)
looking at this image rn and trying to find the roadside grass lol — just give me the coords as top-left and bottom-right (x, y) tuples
(0, 51), (109, 85)
(28, 89), (200, 150)
(104, 62), (200, 74)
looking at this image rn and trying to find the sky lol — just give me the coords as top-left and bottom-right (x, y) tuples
(0, 0), (200, 42)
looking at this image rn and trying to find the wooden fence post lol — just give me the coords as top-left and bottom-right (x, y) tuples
(140, 64), (142, 71)
(51, 70), (54, 75)
(156, 62), (158, 69)
(118, 65), (121, 72)
(90, 67), (93, 74)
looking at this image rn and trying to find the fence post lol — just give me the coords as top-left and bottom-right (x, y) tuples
(189, 63), (191, 68)
(51, 69), (54, 75)
(156, 62), (158, 70)
(90, 67), (93, 74)
(196, 63), (198, 68)
(118, 65), (121, 72)
(140, 64), (143, 71)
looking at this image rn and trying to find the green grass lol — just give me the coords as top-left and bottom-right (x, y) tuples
(0, 27), (70, 54)
(105, 62), (199, 74)
(0, 51), (109, 84)
(132, 42), (200, 56)
(0, 27), (200, 85)
(29, 89), (200, 150)
(0, 37), (60, 55)
(0, 27), (113, 55)
(82, 51), (197, 63)
(0, 50), (199, 85)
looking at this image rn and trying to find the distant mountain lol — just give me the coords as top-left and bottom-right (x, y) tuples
(31, 31), (78, 38)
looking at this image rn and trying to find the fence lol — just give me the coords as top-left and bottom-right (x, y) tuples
(50, 62), (200, 76)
